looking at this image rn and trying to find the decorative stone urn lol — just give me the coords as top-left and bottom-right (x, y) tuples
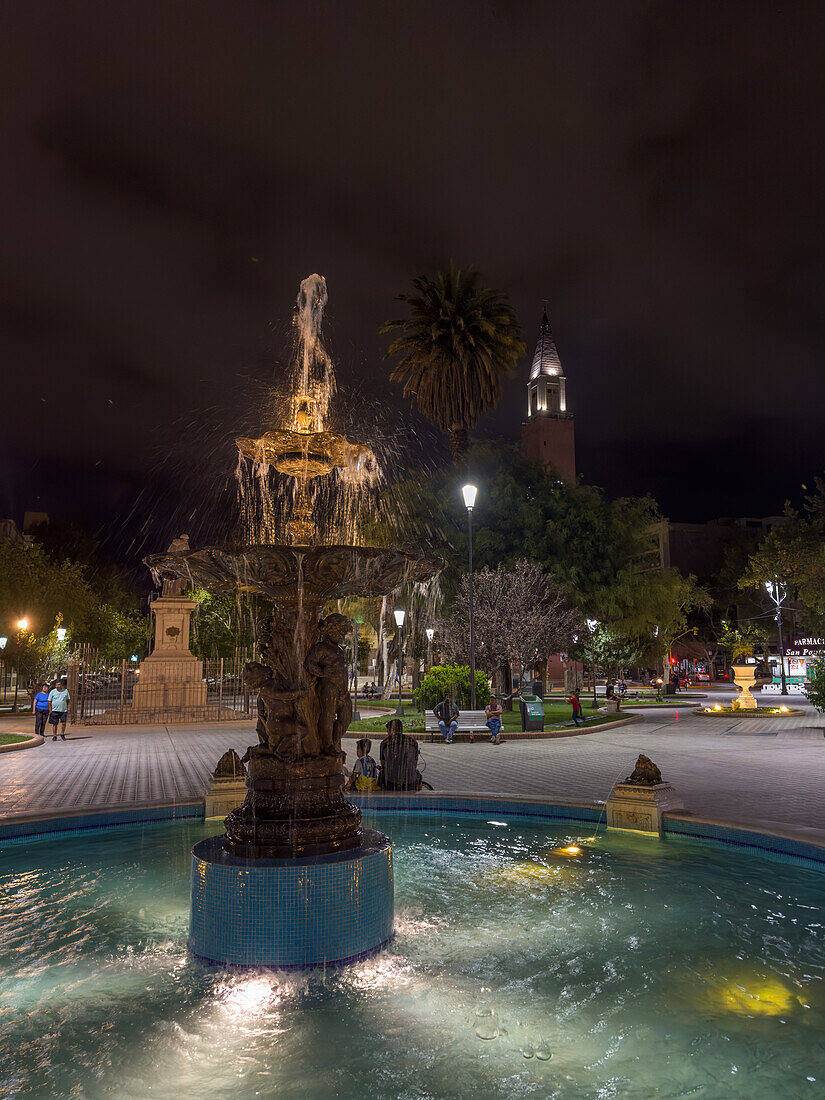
(730, 659), (759, 710)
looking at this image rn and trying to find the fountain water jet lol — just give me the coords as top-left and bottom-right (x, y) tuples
(146, 275), (441, 967)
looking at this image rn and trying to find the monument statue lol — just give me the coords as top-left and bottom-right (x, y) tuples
(161, 535), (190, 596)
(625, 754), (663, 785)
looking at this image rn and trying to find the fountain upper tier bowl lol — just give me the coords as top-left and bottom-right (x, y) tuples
(236, 429), (376, 481)
(145, 543), (442, 606)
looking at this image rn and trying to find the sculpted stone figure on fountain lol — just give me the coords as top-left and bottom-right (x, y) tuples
(242, 611), (352, 762)
(304, 613), (353, 757)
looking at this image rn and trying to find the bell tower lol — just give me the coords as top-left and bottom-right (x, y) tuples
(521, 306), (576, 481)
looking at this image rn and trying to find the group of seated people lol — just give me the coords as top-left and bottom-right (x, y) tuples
(345, 719), (428, 792)
(360, 682), (381, 698)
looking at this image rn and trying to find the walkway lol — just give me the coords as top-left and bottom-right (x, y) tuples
(1, 699), (824, 843)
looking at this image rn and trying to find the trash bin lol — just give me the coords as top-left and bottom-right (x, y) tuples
(519, 694), (545, 732)
(532, 678), (544, 698)
(664, 683), (677, 696)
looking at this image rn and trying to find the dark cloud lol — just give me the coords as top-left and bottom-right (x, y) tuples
(2, 0), (825, 558)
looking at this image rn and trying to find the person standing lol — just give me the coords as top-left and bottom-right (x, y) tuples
(48, 679), (70, 741)
(568, 689), (584, 726)
(32, 683), (50, 739)
(433, 692), (459, 743)
(485, 695), (504, 744)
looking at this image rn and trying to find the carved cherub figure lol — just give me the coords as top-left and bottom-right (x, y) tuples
(625, 754), (662, 785)
(304, 613), (353, 757)
(243, 660), (305, 760)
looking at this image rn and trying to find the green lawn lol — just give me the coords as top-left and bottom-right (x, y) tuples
(0, 734), (30, 746)
(349, 701), (617, 736)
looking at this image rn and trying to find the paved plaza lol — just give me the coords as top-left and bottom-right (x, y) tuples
(2, 696), (825, 844)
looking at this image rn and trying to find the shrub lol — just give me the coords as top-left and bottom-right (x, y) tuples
(804, 658), (825, 713)
(413, 663), (490, 711)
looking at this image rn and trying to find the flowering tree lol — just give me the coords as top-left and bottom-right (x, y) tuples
(439, 560), (578, 695)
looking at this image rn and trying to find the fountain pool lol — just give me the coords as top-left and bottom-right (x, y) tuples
(3, 811), (825, 1098)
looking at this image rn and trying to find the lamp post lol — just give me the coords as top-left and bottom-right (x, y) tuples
(462, 484), (478, 709)
(0, 636), (6, 705)
(765, 578), (788, 696)
(426, 627), (434, 673)
(586, 618), (599, 708)
(394, 608), (405, 716)
(351, 619), (361, 721)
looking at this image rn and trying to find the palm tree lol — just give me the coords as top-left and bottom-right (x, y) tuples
(382, 267), (524, 462)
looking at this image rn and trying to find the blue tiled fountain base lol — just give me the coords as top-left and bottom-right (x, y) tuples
(189, 828), (393, 968)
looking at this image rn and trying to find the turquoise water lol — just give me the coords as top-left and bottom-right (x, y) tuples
(1, 813), (825, 1099)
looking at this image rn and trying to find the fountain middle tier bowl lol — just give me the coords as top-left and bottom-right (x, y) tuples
(236, 429), (376, 480)
(146, 544), (442, 604)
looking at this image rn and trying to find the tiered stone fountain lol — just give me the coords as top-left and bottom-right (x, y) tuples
(147, 275), (440, 967)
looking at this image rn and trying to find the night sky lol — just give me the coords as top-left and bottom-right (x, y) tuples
(3, 1), (825, 558)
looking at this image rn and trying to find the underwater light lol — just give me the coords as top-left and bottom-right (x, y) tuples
(714, 704), (722, 711)
(552, 845), (582, 857)
(779, 705), (789, 713)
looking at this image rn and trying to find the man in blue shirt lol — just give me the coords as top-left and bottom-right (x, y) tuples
(32, 683), (50, 738)
(48, 680), (71, 741)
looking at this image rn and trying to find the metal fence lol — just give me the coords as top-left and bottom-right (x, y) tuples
(68, 645), (257, 725)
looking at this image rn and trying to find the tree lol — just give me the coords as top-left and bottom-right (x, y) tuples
(382, 267), (524, 461)
(804, 658), (825, 713)
(439, 561), (578, 694)
(740, 478), (825, 633)
(413, 663), (490, 711)
(0, 541), (95, 638)
(371, 441), (705, 663)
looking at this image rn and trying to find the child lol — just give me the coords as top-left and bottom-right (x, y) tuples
(568, 690), (584, 726)
(346, 738), (379, 791)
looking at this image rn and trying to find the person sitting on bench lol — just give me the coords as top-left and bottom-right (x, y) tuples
(379, 719), (422, 790)
(485, 695), (504, 744)
(433, 693), (459, 743)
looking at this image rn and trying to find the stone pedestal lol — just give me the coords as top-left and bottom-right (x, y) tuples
(224, 747), (362, 858)
(205, 776), (248, 819)
(131, 596), (208, 715)
(189, 830), (393, 967)
(606, 782), (685, 835)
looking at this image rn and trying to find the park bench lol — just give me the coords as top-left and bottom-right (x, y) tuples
(424, 710), (494, 743)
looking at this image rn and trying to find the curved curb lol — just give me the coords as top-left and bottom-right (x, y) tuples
(410, 714), (643, 742)
(0, 734), (44, 754)
(692, 707), (805, 718)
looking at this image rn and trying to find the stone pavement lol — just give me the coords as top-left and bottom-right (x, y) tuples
(1, 698), (825, 843)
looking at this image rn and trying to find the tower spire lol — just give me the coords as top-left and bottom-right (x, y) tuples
(520, 301), (576, 482)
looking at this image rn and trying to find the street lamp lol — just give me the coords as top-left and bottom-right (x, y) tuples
(16, 618), (28, 631)
(351, 619), (361, 721)
(0, 637), (6, 708)
(394, 608), (405, 716)
(765, 578), (788, 696)
(462, 483), (478, 709)
(426, 627), (434, 672)
(586, 618), (599, 708)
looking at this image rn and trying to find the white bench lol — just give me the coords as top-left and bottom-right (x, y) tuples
(425, 711), (496, 743)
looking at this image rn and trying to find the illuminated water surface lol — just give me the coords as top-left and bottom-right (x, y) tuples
(1, 813), (824, 1098)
